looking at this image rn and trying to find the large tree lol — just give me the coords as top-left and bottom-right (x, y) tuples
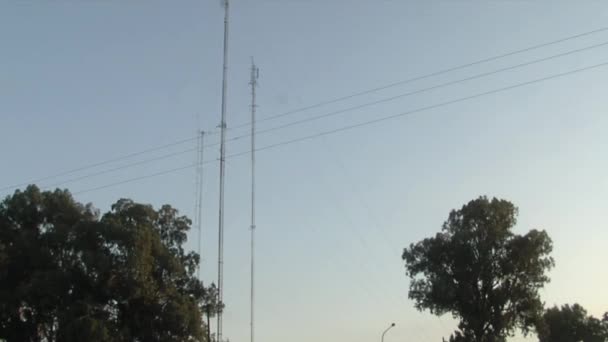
(0, 185), (220, 342)
(402, 197), (554, 342)
(536, 304), (608, 342)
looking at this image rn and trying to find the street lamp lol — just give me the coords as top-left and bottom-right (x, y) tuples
(381, 322), (396, 342)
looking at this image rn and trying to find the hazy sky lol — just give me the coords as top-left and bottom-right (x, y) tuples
(1, 1), (607, 341)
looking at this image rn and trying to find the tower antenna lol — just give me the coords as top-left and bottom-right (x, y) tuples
(217, 0), (230, 341)
(249, 57), (259, 342)
(194, 130), (205, 278)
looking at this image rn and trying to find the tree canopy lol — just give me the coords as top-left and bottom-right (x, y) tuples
(0, 185), (219, 342)
(536, 304), (608, 342)
(402, 196), (554, 342)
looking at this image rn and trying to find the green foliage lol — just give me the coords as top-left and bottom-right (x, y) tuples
(201, 283), (224, 342)
(402, 196), (554, 342)
(537, 304), (608, 342)
(0, 185), (221, 342)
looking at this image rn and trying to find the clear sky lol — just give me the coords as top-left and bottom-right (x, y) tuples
(1, 1), (607, 341)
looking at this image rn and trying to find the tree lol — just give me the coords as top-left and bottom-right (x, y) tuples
(402, 196), (554, 342)
(536, 304), (608, 342)
(201, 284), (224, 342)
(0, 185), (220, 342)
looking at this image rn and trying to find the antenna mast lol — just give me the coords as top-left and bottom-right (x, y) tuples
(195, 130), (205, 278)
(249, 58), (259, 342)
(217, 0), (229, 341)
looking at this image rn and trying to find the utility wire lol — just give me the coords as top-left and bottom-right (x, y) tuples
(204, 39), (608, 148)
(70, 60), (608, 195)
(252, 61), (608, 151)
(230, 26), (608, 129)
(223, 40), (608, 144)
(0, 136), (199, 192)
(72, 162), (205, 195)
(43, 147), (197, 189)
(9, 44), (608, 193)
(4, 26), (606, 192)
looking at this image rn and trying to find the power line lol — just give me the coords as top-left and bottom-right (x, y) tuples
(224, 40), (608, 143)
(9, 48), (608, 194)
(0, 136), (200, 192)
(4, 26), (607, 192)
(43, 147), (197, 189)
(230, 26), (608, 130)
(70, 60), (608, 195)
(252, 61), (608, 151)
(72, 162), (206, 195)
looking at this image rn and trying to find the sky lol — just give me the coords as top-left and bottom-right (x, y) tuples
(1, 0), (608, 341)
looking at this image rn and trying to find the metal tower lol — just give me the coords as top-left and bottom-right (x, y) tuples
(217, 0), (230, 341)
(249, 59), (259, 342)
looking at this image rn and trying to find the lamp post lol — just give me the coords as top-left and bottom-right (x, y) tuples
(381, 323), (396, 342)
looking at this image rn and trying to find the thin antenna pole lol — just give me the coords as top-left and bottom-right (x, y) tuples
(196, 131), (205, 278)
(249, 58), (258, 342)
(194, 132), (200, 277)
(217, 0), (229, 341)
